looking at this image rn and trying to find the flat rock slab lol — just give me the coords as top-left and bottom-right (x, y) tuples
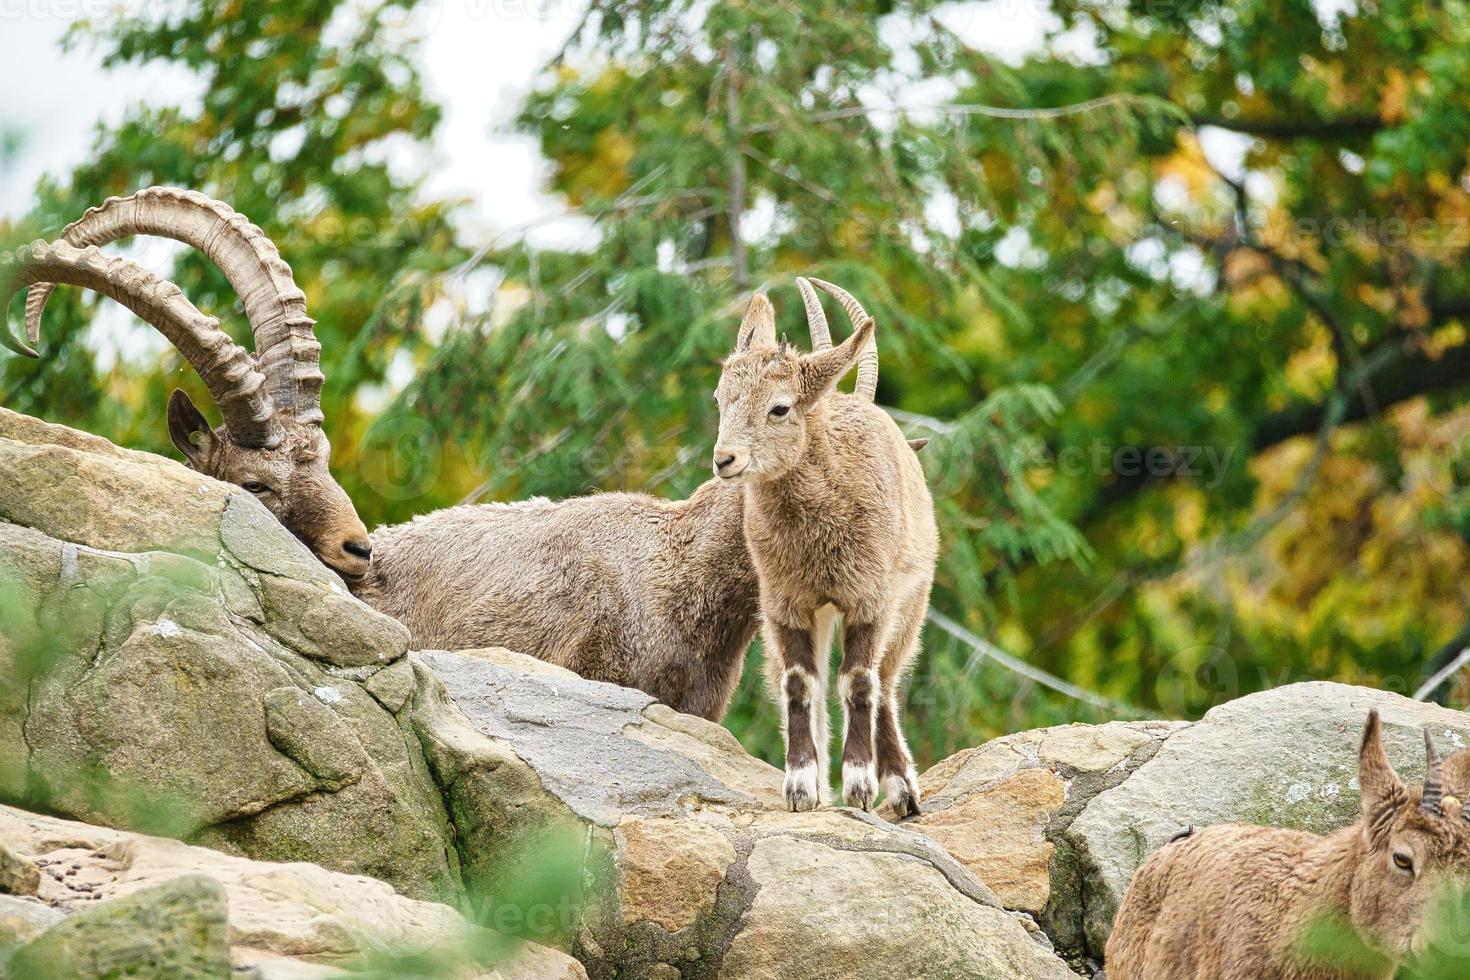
(0, 804), (583, 979)
(900, 719), (1181, 963)
(419, 647), (778, 826)
(414, 648), (1075, 979)
(1068, 682), (1470, 955)
(720, 835), (1075, 980)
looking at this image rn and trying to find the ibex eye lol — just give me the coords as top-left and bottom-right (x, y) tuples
(1393, 853), (1414, 872)
(770, 404), (791, 418)
(242, 481), (270, 495)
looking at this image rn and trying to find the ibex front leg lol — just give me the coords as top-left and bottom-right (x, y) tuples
(773, 623), (823, 812)
(839, 620), (882, 810)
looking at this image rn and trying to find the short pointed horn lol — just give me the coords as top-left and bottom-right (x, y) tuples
(3, 240), (282, 448)
(1422, 728), (1445, 816)
(806, 277), (878, 401)
(795, 277), (832, 350)
(27, 187), (323, 424)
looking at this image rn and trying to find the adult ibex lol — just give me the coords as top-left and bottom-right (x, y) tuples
(1106, 710), (1470, 979)
(1, 188), (372, 581)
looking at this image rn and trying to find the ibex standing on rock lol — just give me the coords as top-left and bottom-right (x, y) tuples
(712, 280), (938, 815)
(352, 285), (898, 720)
(2, 189), (372, 580)
(1106, 710), (1470, 980)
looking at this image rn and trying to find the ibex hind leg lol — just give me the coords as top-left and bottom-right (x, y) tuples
(876, 593), (926, 818)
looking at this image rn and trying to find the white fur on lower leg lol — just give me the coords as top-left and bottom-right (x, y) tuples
(884, 767), (921, 817)
(784, 762), (821, 812)
(842, 760), (879, 811)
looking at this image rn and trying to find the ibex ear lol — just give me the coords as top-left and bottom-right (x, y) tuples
(736, 293), (778, 352)
(1358, 710), (1406, 821)
(797, 314), (875, 405)
(167, 388), (217, 471)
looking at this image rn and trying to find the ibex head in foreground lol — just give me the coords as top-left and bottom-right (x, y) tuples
(1106, 709), (1470, 980)
(2, 189), (372, 581)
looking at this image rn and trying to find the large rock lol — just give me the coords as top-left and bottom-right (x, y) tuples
(6, 875), (230, 979)
(0, 409), (456, 900)
(0, 803), (584, 979)
(0, 894), (62, 950)
(411, 647), (1076, 979)
(901, 719), (1181, 965)
(1068, 682), (1470, 956)
(0, 840), (39, 896)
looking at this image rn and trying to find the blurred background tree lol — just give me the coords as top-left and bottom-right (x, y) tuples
(0, 0), (465, 527)
(5, 0), (1470, 768)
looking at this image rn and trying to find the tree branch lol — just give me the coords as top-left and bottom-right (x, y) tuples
(723, 42), (749, 291)
(1249, 339), (1470, 449)
(1190, 112), (1383, 139)
(1079, 337), (1470, 516)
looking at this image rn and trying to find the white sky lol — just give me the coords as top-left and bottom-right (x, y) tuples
(0, 0), (1256, 382)
(0, 0), (591, 246)
(0, 1), (1087, 233)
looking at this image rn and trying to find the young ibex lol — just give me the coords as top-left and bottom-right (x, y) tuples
(712, 280), (938, 815)
(353, 281), (896, 720)
(1105, 710), (1470, 980)
(2, 189), (372, 581)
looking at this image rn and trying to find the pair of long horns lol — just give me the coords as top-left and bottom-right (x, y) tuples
(795, 276), (879, 401)
(1, 187), (322, 447)
(1418, 728), (1470, 822)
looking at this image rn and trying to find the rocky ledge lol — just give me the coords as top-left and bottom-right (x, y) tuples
(3, 407), (1464, 978)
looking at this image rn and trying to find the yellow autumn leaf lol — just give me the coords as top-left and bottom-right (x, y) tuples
(1380, 68), (1411, 123)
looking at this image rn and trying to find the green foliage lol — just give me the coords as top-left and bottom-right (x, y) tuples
(1291, 882), (1470, 980)
(343, 826), (590, 977)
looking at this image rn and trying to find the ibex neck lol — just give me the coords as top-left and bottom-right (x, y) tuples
(754, 412), (841, 515)
(1278, 827), (1396, 980)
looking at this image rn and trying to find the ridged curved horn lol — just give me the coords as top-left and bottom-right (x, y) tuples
(4, 240), (282, 447)
(1422, 728), (1445, 816)
(806, 277), (878, 402)
(795, 277), (832, 350)
(27, 187), (323, 424)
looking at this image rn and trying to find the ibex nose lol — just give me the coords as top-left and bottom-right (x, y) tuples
(320, 524), (373, 582)
(713, 448), (748, 479)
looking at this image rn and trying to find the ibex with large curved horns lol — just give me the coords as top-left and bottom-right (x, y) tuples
(356, 279), (909, 721)
(1106, 710), (1470, 979)
(1, 188), (373, 580)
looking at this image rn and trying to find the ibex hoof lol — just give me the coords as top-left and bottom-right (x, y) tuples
(885, 772), (922, 819)
(843, 763), (879, 811)
(783, 764), (821, 812)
